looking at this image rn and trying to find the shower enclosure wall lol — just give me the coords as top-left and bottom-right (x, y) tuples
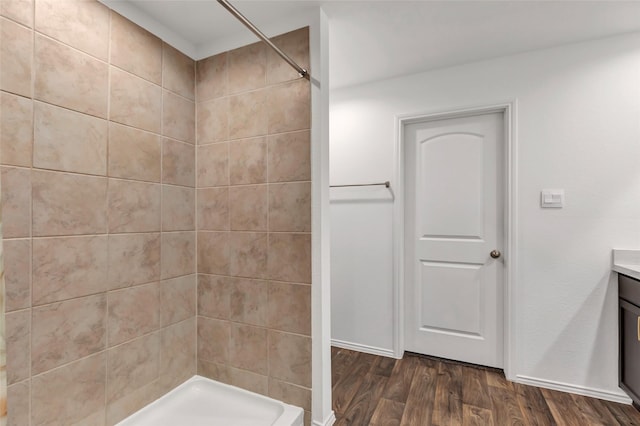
(195, 28), (312, 422)
(0, 0), (311, 424)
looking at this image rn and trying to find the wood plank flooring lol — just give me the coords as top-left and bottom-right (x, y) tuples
(331, 347), (640, 425)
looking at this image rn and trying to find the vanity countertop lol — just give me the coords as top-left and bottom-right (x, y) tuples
(612, 249), (640, 281)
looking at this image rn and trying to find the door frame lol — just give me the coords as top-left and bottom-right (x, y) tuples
(392, 101), (518, 379)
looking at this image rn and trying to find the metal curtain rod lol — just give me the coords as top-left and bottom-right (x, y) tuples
(216, 0), (309, 80)
(330, 181), (391, 189)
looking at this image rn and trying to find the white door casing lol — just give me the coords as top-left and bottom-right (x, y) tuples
(403, 111), (505, 368)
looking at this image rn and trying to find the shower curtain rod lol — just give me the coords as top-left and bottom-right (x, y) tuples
(216, 0), (309, 80)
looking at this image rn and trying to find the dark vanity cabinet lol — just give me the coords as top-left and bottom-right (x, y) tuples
(619, 274), (640, 408)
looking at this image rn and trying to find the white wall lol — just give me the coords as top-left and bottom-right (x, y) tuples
(330, 32), (640, 400)
(330, 187), (395, 355)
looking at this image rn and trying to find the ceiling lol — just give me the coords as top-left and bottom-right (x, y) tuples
(100, 0), (640, 89)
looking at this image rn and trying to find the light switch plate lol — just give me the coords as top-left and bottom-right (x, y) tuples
(541, 189), (564, 208)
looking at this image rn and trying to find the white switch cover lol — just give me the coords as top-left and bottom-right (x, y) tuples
(541, 189), (564, 208)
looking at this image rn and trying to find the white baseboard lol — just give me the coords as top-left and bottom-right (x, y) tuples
(514, 375), (633, 404)
(331, 339), (399, 358)
(312, 411), (336, 426)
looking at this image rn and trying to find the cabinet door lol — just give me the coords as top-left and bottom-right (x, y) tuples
(621, 299), (640, 403)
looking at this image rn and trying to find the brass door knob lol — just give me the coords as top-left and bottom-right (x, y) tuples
(490, 250), (501, 259)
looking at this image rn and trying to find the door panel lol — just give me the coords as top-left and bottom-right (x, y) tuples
(419, 261), (482, 336)
(404, 112), (504, 368)
(419, 133), (484, 239)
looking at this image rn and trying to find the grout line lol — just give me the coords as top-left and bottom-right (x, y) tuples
(194, 53), (200, 374)
(32, 28), (108, 64)
(104, 9), (113, 422)
(197, 314), (311, 340)
(14, 161), (307, 189)
(0, 13), (31, 31)
(198, 127), (311, 146)
(191, 56), (199, 376)
(197, 74), (306, 104)
(28, 4), (35, 424)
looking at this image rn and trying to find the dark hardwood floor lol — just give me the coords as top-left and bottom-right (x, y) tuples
(331, 347), (640, 425)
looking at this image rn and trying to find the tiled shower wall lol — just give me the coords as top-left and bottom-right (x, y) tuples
(0, 1), (197, 424)
(194, 29), (312, 420)
(1, 181), (6, 423)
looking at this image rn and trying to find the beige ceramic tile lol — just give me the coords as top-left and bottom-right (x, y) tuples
(31, 352), (106, 426)
(197, 317), (229, 364)
(107, 332), (160, 403)
(197, 231), (229, 275)
(197, 187), (229, 231)
(267, 80), (310, 134)
(229, 323), (267, 375)
(31, 294), (107, 374)
(106, 380), (156, 426)
(268, 378), (311, 412)
(161, 231), (196, 279)
(163, 138), (195, 187)
(197, 359), (230, 385)
(267, 28), (310, 85)
(162, 185), (195, 231)
(0, 92), (32, 167)
(35, 0), (109, 60)
(269, 182), (311, 232)
(228, 367), (268, 396)
(230, 278), (267, 327)
(268, 233), (311, 283)
(267, 130), (310, 183)
(160, 274), (196, 326)
(1, 0), (33, 27)
(108, 233), (161, 290)
(163, 91), (195, 143)
(267, 282), (311, 335)
(228, 42), (266, 94)
(197, 274), (230, 319)
(110, 12), (162, 84)
(108, 283), (160, 346)
(34, 101), (108, 175)
(163, 42), (195, 99)
(3, 239), (30, 312)
(268, 330), (311, 387)
(32, 170), (107, 236)
(228, 90), (268, 140)
(197, 142), (228, 187)
(229, 232), (268, 279)
(0, 17), (32, 97)
(229, 137), (267, 185)
(32, 235), (108, 305)
(109, 123), (161, 183)
(229, 185), (268, 231)
(6, 309), (29, 385)
(1, 166), (30, 238)
(197, 98), (228, 144)
(159, 318), (196, 390)
(110, 67), (162, 133)
(34, 34), (108, 118)
(196, 52), (227, 102)
(108, 179), (161, 233)
(7, 380), (29, 426)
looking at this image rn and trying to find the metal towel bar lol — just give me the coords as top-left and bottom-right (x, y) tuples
(330, 181), (391, 189)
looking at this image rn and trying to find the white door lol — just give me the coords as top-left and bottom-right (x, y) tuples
(404, 111), (504, 368)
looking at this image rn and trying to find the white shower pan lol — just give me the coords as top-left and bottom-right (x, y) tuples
(116, 375), (304, 426)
